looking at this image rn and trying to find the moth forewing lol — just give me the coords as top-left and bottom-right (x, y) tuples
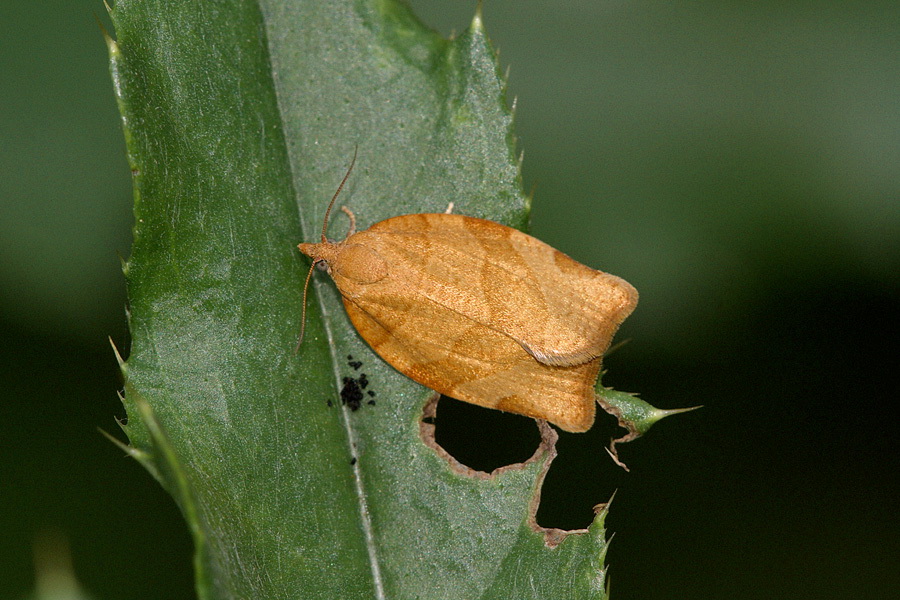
(359, 214), (638, 365)
(341, 291), (600, 432)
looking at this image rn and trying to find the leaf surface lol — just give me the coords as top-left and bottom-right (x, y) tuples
(108, 0), (609, 597)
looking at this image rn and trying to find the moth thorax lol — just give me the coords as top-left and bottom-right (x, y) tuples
(330, 243), (388, 284)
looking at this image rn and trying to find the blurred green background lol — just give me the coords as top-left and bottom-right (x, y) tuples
(1, 1), (897, 599)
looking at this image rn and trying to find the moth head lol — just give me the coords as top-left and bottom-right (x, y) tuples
(295, 146), (358, 352)
(297, 241), (336, 271)
(298, 241), (387, 283)
(294, 240), (339, 352)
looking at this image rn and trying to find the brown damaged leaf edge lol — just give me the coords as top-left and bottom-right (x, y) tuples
(419, 395), (591, 548)
(418, 394), (554, 481)
(297, 152), (638, 434)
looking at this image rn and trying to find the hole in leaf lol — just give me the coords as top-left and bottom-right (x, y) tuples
(535, 408), (626, 530)
(432, 395), (541, 472)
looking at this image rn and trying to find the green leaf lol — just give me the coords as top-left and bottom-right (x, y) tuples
(108, 0), (610, 598)
(595, 380), (700, 471)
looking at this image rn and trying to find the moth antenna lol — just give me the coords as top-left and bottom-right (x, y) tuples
(294, 259), (319, 354)
(340, 205), (357, 238)
(321, 145), (358, 243)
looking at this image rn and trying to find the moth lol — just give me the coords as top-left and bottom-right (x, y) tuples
(298, 155), (638, 433)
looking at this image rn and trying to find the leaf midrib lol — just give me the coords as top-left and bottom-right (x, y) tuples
(257, 2), (388, 596)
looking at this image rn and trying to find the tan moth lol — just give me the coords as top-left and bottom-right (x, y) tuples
(298, 154), (637, 432)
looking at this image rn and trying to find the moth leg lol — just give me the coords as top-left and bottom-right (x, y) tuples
(340, 205), (357, 237)
(444, 202), (454, 214)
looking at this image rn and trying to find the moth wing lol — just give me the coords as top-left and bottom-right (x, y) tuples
(341, 294), (598, 432)
(499, 222), (639, 366)
(363, 214), (638, 367)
